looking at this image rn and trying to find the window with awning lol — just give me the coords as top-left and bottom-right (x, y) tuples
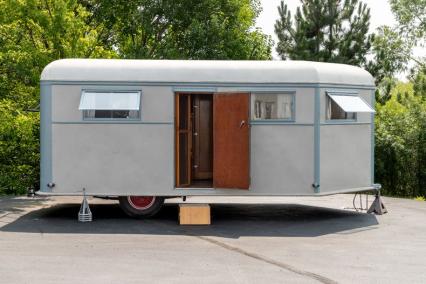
(326, 93), (375, 120)
(79, 91), (141, 120)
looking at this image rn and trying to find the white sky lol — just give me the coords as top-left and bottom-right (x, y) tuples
(256, 0), (424, 63)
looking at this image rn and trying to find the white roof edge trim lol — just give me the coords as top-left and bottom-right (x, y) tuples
(40, 59), (375, 87)
(328, 94), (375, 113)
(79, 91), (141, 110)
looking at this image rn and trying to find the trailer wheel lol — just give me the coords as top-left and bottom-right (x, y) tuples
(119, 196), (164, 218)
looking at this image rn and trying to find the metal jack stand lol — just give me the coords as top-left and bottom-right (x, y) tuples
(27, 187), (35, 197)
(367, 184), (388, 215)
(78, 189), (92, 222)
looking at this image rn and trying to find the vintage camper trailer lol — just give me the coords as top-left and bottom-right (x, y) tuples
(39, 59), (377, 217)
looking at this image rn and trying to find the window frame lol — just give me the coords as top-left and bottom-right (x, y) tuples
(250, 92), (296, 122)
(325, 91), (358, 122)
(80, 90), (142, 121)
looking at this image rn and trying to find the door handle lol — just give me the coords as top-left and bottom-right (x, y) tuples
(240, 120), (246, 128)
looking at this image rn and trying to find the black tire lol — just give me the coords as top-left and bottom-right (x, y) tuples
(119, 196), (164, 218)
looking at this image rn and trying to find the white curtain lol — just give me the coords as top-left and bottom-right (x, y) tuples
(252, 93), (293, 120)
(79, 91), (140, 110)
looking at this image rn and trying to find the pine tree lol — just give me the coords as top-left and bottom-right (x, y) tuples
(274, 0), (373, 66)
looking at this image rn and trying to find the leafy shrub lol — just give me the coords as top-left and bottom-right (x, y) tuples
(375, 78), (426, 198)
(0, 100), (39, 195)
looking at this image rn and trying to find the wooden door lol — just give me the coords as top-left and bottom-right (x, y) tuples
(213, 93), (250, 189)
(175, 94), (191, 187)
(192, 94), (213, 179)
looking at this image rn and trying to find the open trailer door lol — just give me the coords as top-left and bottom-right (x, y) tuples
(213, 93), (250, 189)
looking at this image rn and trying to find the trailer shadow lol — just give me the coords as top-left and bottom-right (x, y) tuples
(0, 202), (379, 238)
(0, 197), (48, 215)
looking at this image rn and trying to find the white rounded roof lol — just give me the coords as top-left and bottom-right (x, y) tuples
(41, 59), (374, 86)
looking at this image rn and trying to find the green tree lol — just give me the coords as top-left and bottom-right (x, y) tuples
(0, 0), (116, 105)
(0, 0), (272, 195)
(413, 67), (426, 100)
(388, 0), (426, 70)
(0, 101), (39, 194)
(274, 0), (372, 66)
(375, 80), (426, 198)
(81, 0), (272, 60)
(367, 0), (426, 102)
(367, 26), (412, 85)
(367, 0), (426, 87)
(0, 0), (116, 194)
(412, 67), (426, 194)
(372, 0), (426, 198)
(390, 0), (426, 41)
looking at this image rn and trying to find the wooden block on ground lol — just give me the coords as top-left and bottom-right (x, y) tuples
(179, 204), (211, 225)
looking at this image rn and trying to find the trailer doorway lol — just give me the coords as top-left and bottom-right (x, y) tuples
(175, 93), (213, 188)
(175, 92), (250, 190)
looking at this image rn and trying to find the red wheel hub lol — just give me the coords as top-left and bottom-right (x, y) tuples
(128, 196), (156, 210)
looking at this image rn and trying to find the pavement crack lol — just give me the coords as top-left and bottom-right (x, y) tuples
(0, 212), (10, 219)
(153, 221), (338, 284)
(191, 234), (338, 284)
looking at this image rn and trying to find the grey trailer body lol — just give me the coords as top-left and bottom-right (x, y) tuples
(39, 59), (376, 198)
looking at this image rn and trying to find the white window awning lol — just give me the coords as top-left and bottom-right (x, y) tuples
(79, 91), (141, 110)
(328, 94), (375, 113)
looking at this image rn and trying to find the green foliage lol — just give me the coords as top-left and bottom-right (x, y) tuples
(372, 1), (426, 198)
(375, 77), (398, 104)
(0, 0), (117, 195)
(274, 0), (372, 66)
(81, 0), (272, 59)
(0, 100), (39, 194)
(375, 77), (426, 198)
(0, 0), (271, 195)
(415, 196), (426, 201)
(367, 0), (426, 85)
(1, 0), (422, 199)
(0, 0), (117, 97)
(367, 26), (412, 85)
(273, 0), (426, 198)
(412, 67), (426, 100)
(390, 0), (426, 41)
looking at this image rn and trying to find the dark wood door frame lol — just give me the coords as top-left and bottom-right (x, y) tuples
(175, 93), (192, 187)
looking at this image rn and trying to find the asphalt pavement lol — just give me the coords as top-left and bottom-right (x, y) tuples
(0, 194), (425, 283)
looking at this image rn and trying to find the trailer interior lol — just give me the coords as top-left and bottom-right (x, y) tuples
(175, 93), (214, 188)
